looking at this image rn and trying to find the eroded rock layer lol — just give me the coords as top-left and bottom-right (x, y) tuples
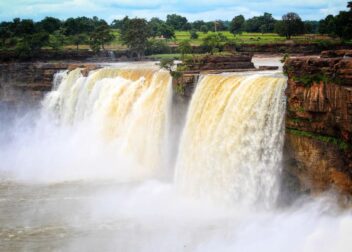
(284, 50), (352, 195)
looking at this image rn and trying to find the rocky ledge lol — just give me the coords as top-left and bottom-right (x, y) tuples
(177, 54), (255, 72)
(283, 50), (352, 196)
(0, 62), (99, 106)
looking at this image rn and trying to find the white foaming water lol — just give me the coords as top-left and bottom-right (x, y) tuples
(1, 67), (172, 182)
(176, 73), (287, 207)
(0, 65), (351, 251)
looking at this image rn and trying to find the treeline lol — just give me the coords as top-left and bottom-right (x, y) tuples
(0, 1), (351, 59)
(319, 2), (352, 40)
(0, 16), (113, 58)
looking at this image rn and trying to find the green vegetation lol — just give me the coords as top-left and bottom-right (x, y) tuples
(288, 129), (351, 151)
(119, 17), (150, 58)
(229, 15), (245, 35)
(319, 2), (352, 41)
(275, 13), (305, 39)
(0, 1), (350, 58)
(159, 58), (185, 95)
(292, 73), (342, 87)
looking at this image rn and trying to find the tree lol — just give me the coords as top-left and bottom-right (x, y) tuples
(0, 22), (12, 46)
(214, 20), (228, 31)
(49, 33), (64, 50)
(319, 15), (336, 35)
(120, 18), (150, 59)
(111, 19), (124, 29)
(148, 17), (164, 37)
(71, 34), (88, 50)
(148, 18), (175, 39)
(158, 23), (175, 39)
(91, 23), (114, 50)
(229, 15), (245, 35)
(16, 32), (50, 58)
(192, 20), (206, 31)
(201, 33), (228, 54)
(166, 14), (189, 30)
(145, 39), (170, 55)
(178, 40), (192, 60)
(63, 17), (96, 35)
(189, 29), (198, 39)
(13, 19), (35, 37)
(334, 2), (352, 40)
(37, 17), (61, 33)
(241, 13), (276, 33)
(275, 12), (304, 39)
(200, 25), (208, 33)
(304, 21), (319, 34)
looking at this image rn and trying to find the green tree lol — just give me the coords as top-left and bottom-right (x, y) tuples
(192, 20), (206, 31)
(159, 23), (175, 39)
(200, 25), (208, 33)
(145, 39), (170, 55)
(319, 15), (336, 35)
(120, 18), (150, 59)
(275, 12), (304, 39)
(148, 18), (175, 39)
(304, 21), (319, 34)
(178, 40), (192, 60)
(229, 15), (245, 35)
(37, 17), (62, 33)
(189, 29), (198, 39)
(243, 13), (276, 33)
(13, 19), (35, 37)
(71, 34), (88, 50)
(111, 19), (124, 29)
(149, 17), (163, 37)
(63, 17), (96, 35)
(0, 22), (12, 46)
(201, 33), (228, 54)
(91, 23), (114, 50)
(166, 14), (190, 30)
(16, 32), (50, 59)
(334, 2), (352, 40)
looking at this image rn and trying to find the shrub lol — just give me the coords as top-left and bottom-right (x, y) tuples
(145, 39), (171, 55)
(189, 30), (198, 39)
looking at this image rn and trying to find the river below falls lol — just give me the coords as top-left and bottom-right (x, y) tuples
(0, 179), (351, 252)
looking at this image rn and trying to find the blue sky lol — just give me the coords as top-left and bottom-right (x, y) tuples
(0, 0), (349, 22)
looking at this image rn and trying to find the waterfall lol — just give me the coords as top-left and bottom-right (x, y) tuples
(42, 67), (172, 179)
(41, 66), (287, 206)
(175, 73), (287, 207)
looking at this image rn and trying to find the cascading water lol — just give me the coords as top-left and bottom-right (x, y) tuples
(41, 67), (172, 180)
(175, 73), (287, 207)
(1, 63), (351, 252)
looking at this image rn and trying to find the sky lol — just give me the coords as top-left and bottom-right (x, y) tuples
(0, 0), (349, 22)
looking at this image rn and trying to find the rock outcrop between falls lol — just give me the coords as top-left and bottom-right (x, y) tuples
(284, 50), (352, 195)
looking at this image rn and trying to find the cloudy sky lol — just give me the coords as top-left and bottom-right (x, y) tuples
(0, 0), (349, 22)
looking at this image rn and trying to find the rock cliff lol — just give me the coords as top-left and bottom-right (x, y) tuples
(284, 50), (352, 195)
(0, 62), (98, 107)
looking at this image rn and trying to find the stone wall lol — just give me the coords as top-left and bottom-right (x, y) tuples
(283, 50), (352, 195)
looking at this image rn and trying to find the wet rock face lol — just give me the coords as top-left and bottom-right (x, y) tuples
(284, 50), (352, 196)
(284, 133), (352, 195)
(0, 63), (99, 107)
